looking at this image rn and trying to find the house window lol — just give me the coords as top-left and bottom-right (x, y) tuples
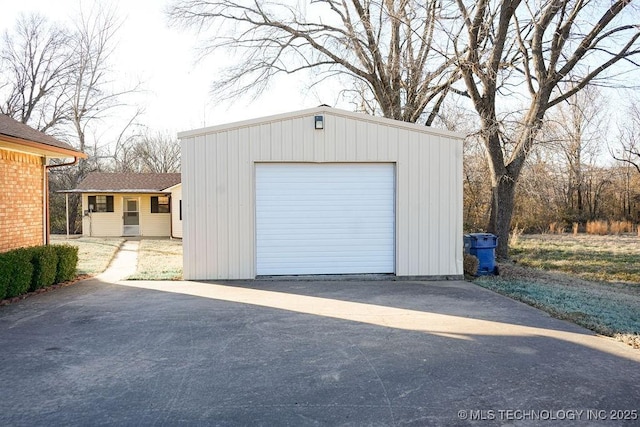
(88, 195), (114, 213)
(151, 196), (170, 213)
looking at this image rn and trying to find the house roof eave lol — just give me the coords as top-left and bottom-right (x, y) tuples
(0, 134), (87, 159)
(57, 189), (172, 195)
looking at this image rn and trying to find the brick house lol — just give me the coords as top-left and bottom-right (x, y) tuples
(0, 115), (86, 252)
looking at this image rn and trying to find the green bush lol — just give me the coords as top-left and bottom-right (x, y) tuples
(29, 246), (58, 291)
(53, 244), (78, 283)
(0, 243), (80, 301)
(0, 253), (7, 300)
(0, 248), (34, 299)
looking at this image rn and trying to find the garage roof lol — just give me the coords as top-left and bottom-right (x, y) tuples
(178, 106), (465, 139)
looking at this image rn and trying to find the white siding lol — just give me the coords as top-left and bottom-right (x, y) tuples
(81, 193), (171, 237)
(170, 185), (183, 238)
(82, 194), (122, 237)
(180, 107), (464, 280)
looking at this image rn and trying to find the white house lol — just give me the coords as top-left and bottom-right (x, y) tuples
(166, 182), (183, 239)
(64, 173), (182, 238)
(179, 106), (464, 280)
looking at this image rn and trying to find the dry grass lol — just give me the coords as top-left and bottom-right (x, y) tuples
(547, 222), (565, 234)
(128, 239), (182, 280)
(51, 236), (124, 275)
(509, 226), (524, 246)
(510, 233), (640, 283)
(585, 220), (634, 235)
(586, 220), (609, 235)
(610, 220), (633, 235)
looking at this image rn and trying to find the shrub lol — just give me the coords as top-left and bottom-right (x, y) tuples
(0, 248), (34, 299)
(53, 244), (79, 283)
(0, 253), (7, 300)
(29, 246), (58, 291)
(463, 253), (479, 276)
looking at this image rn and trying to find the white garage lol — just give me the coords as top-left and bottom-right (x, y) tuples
(179, 106), (464, 280)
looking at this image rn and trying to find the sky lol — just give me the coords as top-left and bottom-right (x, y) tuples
(0, 0), (331, 135)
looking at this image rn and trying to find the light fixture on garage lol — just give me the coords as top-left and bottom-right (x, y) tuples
(314, 115), (324, 130)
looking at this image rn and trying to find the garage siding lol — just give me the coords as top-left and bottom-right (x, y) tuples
(180, 108), (463, 280)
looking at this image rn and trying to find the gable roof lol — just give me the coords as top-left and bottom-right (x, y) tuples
(178, 106), (465, 140)
(65, 172), (181, 193)
(0, 114), (86, 158)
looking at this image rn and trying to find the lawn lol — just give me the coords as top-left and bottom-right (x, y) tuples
(474, 233), (640, 348)
(509, 234), (640, 283)
(51, 236), (124, 275)
(128, 239), (182, 280)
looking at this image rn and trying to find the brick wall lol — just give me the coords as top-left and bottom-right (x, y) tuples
(0, 148), (45, 252)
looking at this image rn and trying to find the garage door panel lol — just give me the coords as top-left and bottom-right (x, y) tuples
(256, 222), (395, 231)
(256, 163), (395, 275)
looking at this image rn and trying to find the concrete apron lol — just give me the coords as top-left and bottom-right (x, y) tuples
(119, 279), (640, 361)
(0, 276), (639, 424)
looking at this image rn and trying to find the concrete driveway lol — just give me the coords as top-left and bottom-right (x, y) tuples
(0, 278), (639, 426)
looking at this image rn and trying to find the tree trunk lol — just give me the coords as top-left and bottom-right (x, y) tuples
(487, 175), (517, 259)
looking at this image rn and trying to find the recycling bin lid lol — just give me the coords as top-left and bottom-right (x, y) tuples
(468, 232), (497, 239)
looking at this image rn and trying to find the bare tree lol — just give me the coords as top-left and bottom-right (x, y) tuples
(134, 131), (181, 173)
(612, 99), (640, 219)
(67, 5), (142, 157)
(613, 100), (640, 173)
(169, 0), (639, 257)
(48, 4), (142, 234)
(112, 130), (181, 173)
(168, 0), (458, 124)
(543, 86), (606, 223)
(453, 0), (640, 257)
(0, 13), (73, 132)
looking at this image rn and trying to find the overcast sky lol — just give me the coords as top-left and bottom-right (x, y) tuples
(0, 0), (330, 134)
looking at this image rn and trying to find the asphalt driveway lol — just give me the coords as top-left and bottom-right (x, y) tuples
(0, 278), (639, 426)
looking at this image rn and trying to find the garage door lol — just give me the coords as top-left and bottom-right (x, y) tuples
(256, 163), (395, 275)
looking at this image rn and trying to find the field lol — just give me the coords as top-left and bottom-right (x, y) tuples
(510, 234), (640, 283)
(475, 234), (640, 348)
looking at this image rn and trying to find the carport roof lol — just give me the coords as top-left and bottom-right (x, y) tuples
(60, 172), (181, 193)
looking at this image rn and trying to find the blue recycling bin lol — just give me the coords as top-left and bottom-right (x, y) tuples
(464, 233), (498, 275)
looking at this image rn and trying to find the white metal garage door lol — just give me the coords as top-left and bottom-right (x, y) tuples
(256, 163), (395, 275)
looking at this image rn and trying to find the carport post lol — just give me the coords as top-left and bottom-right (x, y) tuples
(65, 193), (69, 238)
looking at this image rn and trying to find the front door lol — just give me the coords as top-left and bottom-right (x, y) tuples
(123, 198), (140, 236)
